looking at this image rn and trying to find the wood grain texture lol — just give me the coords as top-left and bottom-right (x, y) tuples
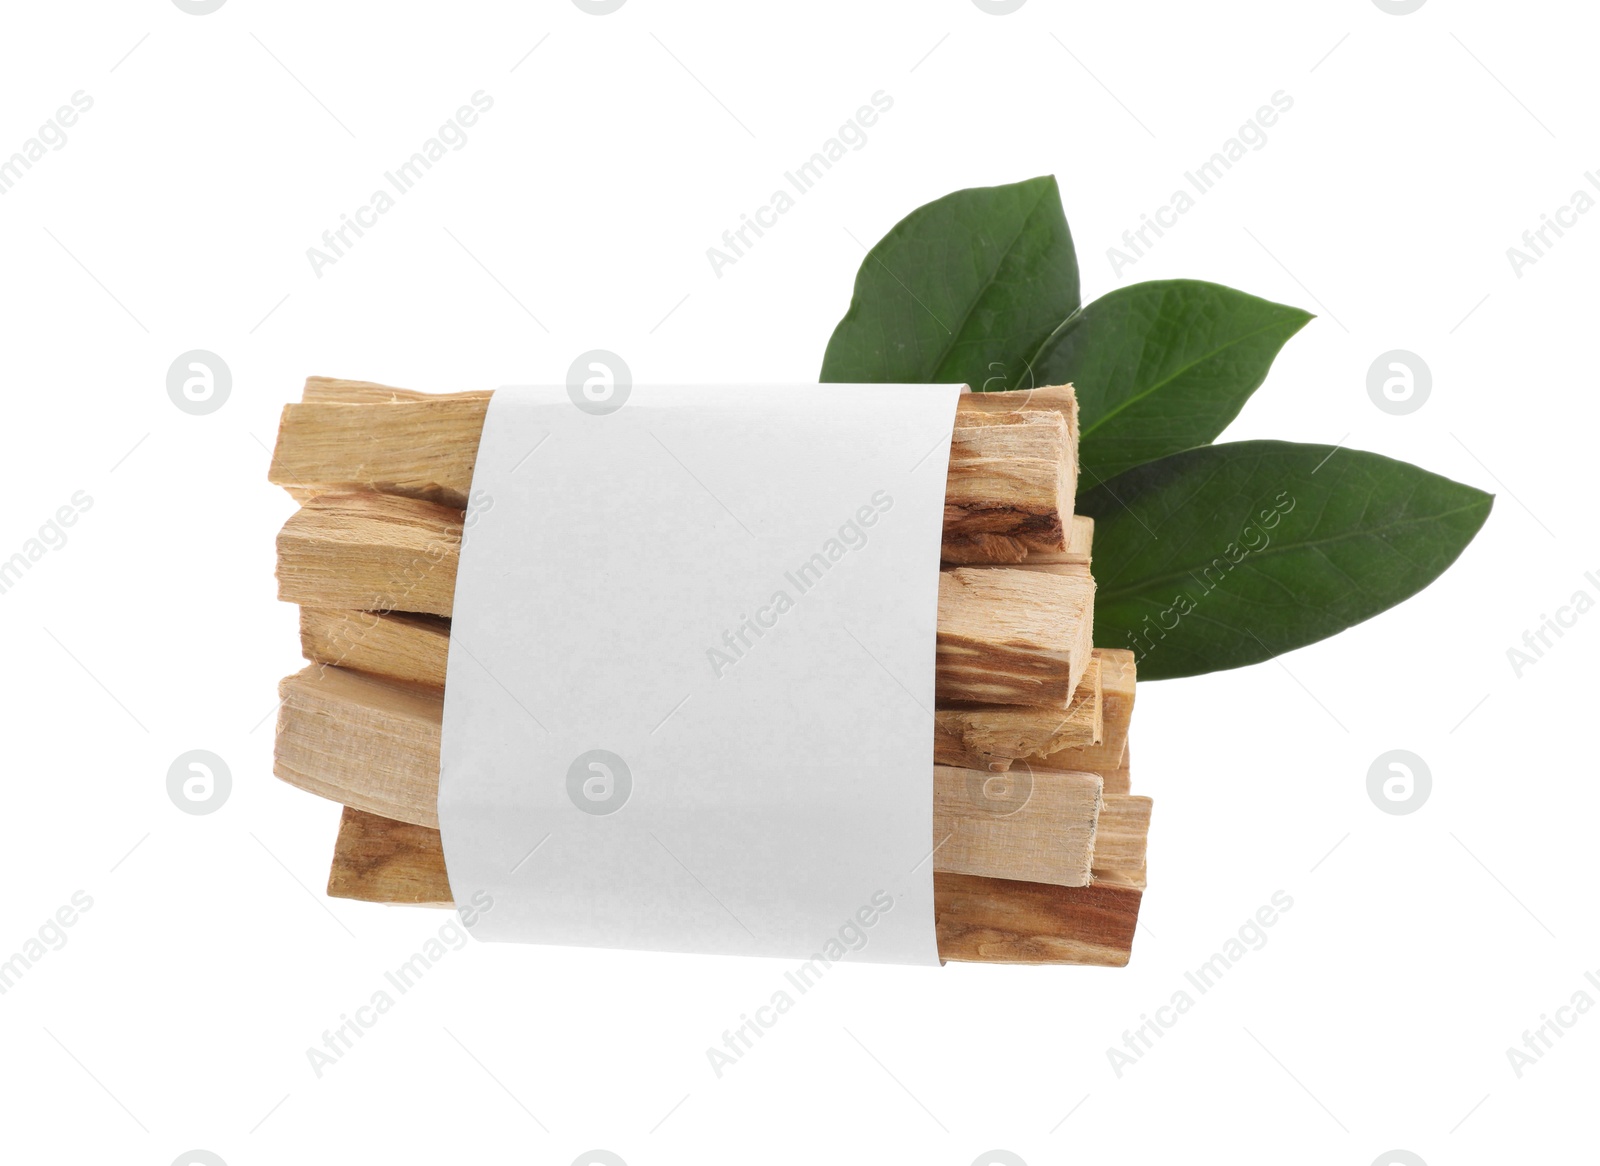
(277, 493), (461, 617)
(272, 379), (1080, 559)
(281, 663), (1102, 886)
(969, 512), (1093, 575)
(934, 653), (1103, 771)
(276, 665), (441, 826)
(293, 605), (1116, 797)
(1098, 761), (1132, 797)
(325, 806), (1138, 966)
(1010, 513), (1093, 570)
(299, 608), (451, 689)
(277, 496), (1095, 707)
(327, 805), (452, 904)
(1094, 795), (1152, 872)
(1089, 864), (1147, 891)
(936, 567), (1094, 708)
(1020, 651), (1135, 772)
(932, 766), (1100, 887)
(942, 411), (1073, 560)
(301, 376), (490, 405)
(931, 872), (1139, 966)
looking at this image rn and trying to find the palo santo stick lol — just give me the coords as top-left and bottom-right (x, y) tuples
(1098, 760), (1132, 798)
(278, 494), (1096, 708)
(942, 410), (1072, 560)
(277, 493), (462, 617)
(326, 806), (1139, 966)
(934, 653), (1103, 771)
(933, 872), (1137, 965)
(270, 396), (491, 509)
(933, 767), (1100, 887)
(300, 608), (451, 690)
(1094, 795), (1152, 873)
(281, 664), (1101, 887)
(329, 806), (452, 905)
(275, 666), (441, 826)
(1018, 651), (1135, 772)
(298, 607), (1106, 768)
(270, 380), (1080, 558)
(935, 567), (1094, 708)
(941, 386), (1078, 565)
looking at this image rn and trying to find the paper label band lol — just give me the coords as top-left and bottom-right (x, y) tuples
(437, 384), (960, 964)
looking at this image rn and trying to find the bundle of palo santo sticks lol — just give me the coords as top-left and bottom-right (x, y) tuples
(269, 378), (1151, 965)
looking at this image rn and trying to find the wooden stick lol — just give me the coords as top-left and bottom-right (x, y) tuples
(300, 608), (451, 690)
(326, 806), (1140, 966)
(278, 493), (1096, 708)
(297, 606), (1108, 759)
(942, 410), (1073, 561)
(1094, 795), (1152, 873)
(934, 653), (1103, 771)
(276, 665), (442, 826)
(1015, 652), (1135, 773)
(933, 766), (1100, 886)
(1098, 760), (1132, 797)
(329, 805), (452, 905)
(276, 493), (462, 617)
(936, 567), (1094, 708)
(271, 379), (1079, 560)
(280, 663), (1101, 886)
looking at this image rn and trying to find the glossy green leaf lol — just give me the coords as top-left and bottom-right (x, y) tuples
(820, 175), (1079, 393)
(1079, 441), (1493, 680)
(1033, 279), (1312, 486)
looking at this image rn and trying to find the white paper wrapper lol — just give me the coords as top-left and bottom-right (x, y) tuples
(438, 384), (961, 964)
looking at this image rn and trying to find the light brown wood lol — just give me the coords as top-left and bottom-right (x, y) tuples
(1003, 514), (1093, 574)
(328, 805), (452, 904)
(933, 766), (1100, 887)
(941, 386), (1079, 564)
(1094, 795), (1152, 873)
(1098, 761), (1132, 797)
(935, 567), (1094, 708)
(277, 495), (1095, 707)
(299, 608), (451, 689)
(1019, 651), (1135, 772)
(326, 806), (1139, 966)
(934, 872), (1138, 965)
(295, 607), (1109, 791)
(275, 666), (443, 827)
(276, 375), (1147, 962)
(280, 663), (1101, 887)
(277, 493), (461, 617)
(270, 379), (1080, 559)
(302, 376), (490, 405)
(943, 410), (1073, 561)
(1090, 864), (1146, 891)
(934, 653), (1103, 771)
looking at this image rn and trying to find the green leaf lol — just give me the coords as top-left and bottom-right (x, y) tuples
(1033, 279), (1313, 485)
(820, 175), (1079, 393)
(1079, 441), (1493, 680)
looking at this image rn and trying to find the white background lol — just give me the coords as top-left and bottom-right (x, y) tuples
(0, 1), (1594, 1164)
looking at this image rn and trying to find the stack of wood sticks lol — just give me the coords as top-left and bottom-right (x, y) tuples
(269, 378), (1151, 965)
